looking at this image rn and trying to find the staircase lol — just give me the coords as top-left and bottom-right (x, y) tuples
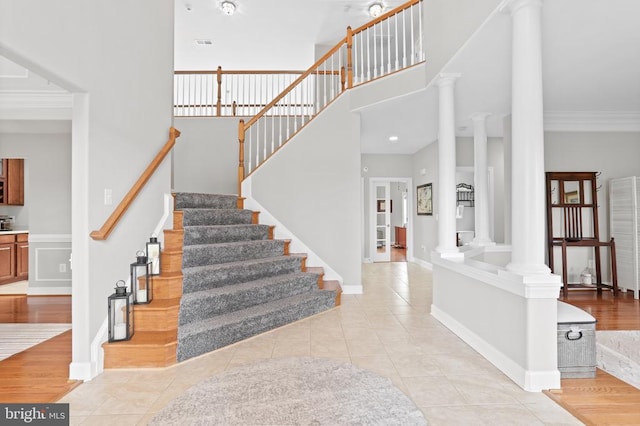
(103, 192), (341, 368)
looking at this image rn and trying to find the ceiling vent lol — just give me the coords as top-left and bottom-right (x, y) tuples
(195, 39), (213, 45)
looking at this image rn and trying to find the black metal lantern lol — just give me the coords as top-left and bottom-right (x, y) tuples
(131, 250), (152, 304)
(146, 235), (161, 276)
(108, 280), (134, 342)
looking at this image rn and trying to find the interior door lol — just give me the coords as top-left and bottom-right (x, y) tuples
(373, 182), (391, 262)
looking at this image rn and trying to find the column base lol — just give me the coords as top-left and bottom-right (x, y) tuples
(506, 261), (551, 276)
(434, 246), (464, 260)
(471, 237), (496, 247)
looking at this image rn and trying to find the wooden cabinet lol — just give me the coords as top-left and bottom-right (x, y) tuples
(0, 233), (28, 285)
(16, 233), (29, 280)
(0, 238), (16, 282)
(0, 159), (24, 206)
(394, 226), (406, 249)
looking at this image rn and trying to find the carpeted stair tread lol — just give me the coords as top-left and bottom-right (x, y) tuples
(182, 256), (304, 293)
(179, 272), (320, 325)
(182, 239), (286, 267)
(183, 224), (270, 245)
(175, 192), (238, 210)
(175, 192), (338, 363)
(181, 208), (254, 226)
(177, 290), (337, 361)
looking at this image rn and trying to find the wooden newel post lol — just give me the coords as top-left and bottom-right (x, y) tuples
(346, 26), (354, 89)
(216, 66), (222, 116)
(238, 119), (245, 197)
(340, 67), (346, 92)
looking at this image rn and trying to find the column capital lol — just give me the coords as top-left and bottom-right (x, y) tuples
(436, 73), (461, 88)
(499, 0), (542, 16)
(470, 112), (491, 123)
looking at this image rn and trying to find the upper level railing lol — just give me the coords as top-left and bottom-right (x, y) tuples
(174, 0), (423, 120)
(235, 0), (423, 195)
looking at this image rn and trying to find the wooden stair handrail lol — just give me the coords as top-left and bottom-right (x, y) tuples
(90, 127), (181, 241)
(237, 0), (423, 196)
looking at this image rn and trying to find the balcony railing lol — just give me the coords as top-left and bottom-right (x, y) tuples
(174, 0), (423, 121)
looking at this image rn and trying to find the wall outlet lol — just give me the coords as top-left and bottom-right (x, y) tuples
(59, 263), (67, 273)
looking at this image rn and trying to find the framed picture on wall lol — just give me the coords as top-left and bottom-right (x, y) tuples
(377, 200), (392, 213)
(417, 183), (433, 215)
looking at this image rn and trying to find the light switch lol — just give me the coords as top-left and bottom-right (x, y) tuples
(104, 188), (112, 206)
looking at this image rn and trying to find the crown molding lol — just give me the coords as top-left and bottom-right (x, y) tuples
(544, 111), (640, 132)
(0, 92), (72, 120)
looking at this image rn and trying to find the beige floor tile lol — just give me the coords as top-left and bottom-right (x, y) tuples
(447, 374), (520, 405)
(388, 353), (442, 377)
(310, 338), (350, 358)
(473, 404), (546, 425)
(401, 375), (466, 406)
(345, 335), (387, 357)
(524, 399), (584, 425)
(90, 381), (167, 415)
(420, 405), (490, 426)
(271, 339), (311, 357)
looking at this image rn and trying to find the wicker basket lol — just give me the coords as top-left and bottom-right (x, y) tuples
(557, 301), (597, 378)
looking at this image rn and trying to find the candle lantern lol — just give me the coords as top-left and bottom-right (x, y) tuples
(108, 280), (134, 342)
(146, 235), (161, 276)
(131, 250), (152, 304)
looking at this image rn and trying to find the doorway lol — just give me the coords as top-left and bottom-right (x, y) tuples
(368, 178), (412, 263)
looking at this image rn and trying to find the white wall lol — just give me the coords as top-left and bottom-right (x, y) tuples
(411, 142), (439, 262)
(0, 128), (72, 292)
(250, 94), (362, 288)
(423, 0), (503, 85)
(0, 0), (175, 379)
(173, 117), (240, 195)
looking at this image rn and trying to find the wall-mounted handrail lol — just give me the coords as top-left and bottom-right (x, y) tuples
(237, 0), (424, 196)
(90, 127), (181, 241)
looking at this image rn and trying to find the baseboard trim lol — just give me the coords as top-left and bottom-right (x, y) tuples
(431, 304), (559, 392)
(27, 286), (72, 295)
(341, 284), (363, 295)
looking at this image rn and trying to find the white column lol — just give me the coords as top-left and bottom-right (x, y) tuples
(471, 113), (494, 246)
(502, 0), (550, 275)
(435, 73), (461, 256)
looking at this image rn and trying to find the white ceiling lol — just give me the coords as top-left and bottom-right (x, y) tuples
(2, 0), (640, 154)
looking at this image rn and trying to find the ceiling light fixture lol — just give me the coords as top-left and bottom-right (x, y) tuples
(388, 136), (398, 142)
(221, 1), (236, 15)
(369, 2), (384, 18)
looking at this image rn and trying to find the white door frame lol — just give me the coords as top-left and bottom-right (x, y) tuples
(367, 177), (414, 262)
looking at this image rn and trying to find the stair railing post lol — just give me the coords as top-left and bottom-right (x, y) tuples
(238, 119), (245, 197)
(340, 66), (346, 92)
(346, 26), (353, 89)
(216, 66), (222, 116)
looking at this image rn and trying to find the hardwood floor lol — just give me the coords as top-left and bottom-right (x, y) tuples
(1, 286), (639, 425)
(547, 289), (640, 425)
(0, 295), (80, 403)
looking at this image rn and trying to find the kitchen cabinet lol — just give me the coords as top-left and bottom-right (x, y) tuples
(0, 159), (24, 206)
(0, 232), (28, 285)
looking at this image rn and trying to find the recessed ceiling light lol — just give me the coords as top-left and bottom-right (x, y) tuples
(195, 39), (213, 45)
(388, 136), (399, 142)
(221, 1), (236, 15)
(369, 2), (384, 18)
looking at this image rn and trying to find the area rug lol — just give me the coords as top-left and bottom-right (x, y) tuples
(0, 323), (71, 361)
(151, 357), (427, 425)
(597, 330), (640, 390)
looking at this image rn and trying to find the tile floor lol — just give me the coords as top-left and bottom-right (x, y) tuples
(59, 262), (582, 425)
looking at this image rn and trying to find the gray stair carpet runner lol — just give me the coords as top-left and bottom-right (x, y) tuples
(175, 192), (337, 362)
